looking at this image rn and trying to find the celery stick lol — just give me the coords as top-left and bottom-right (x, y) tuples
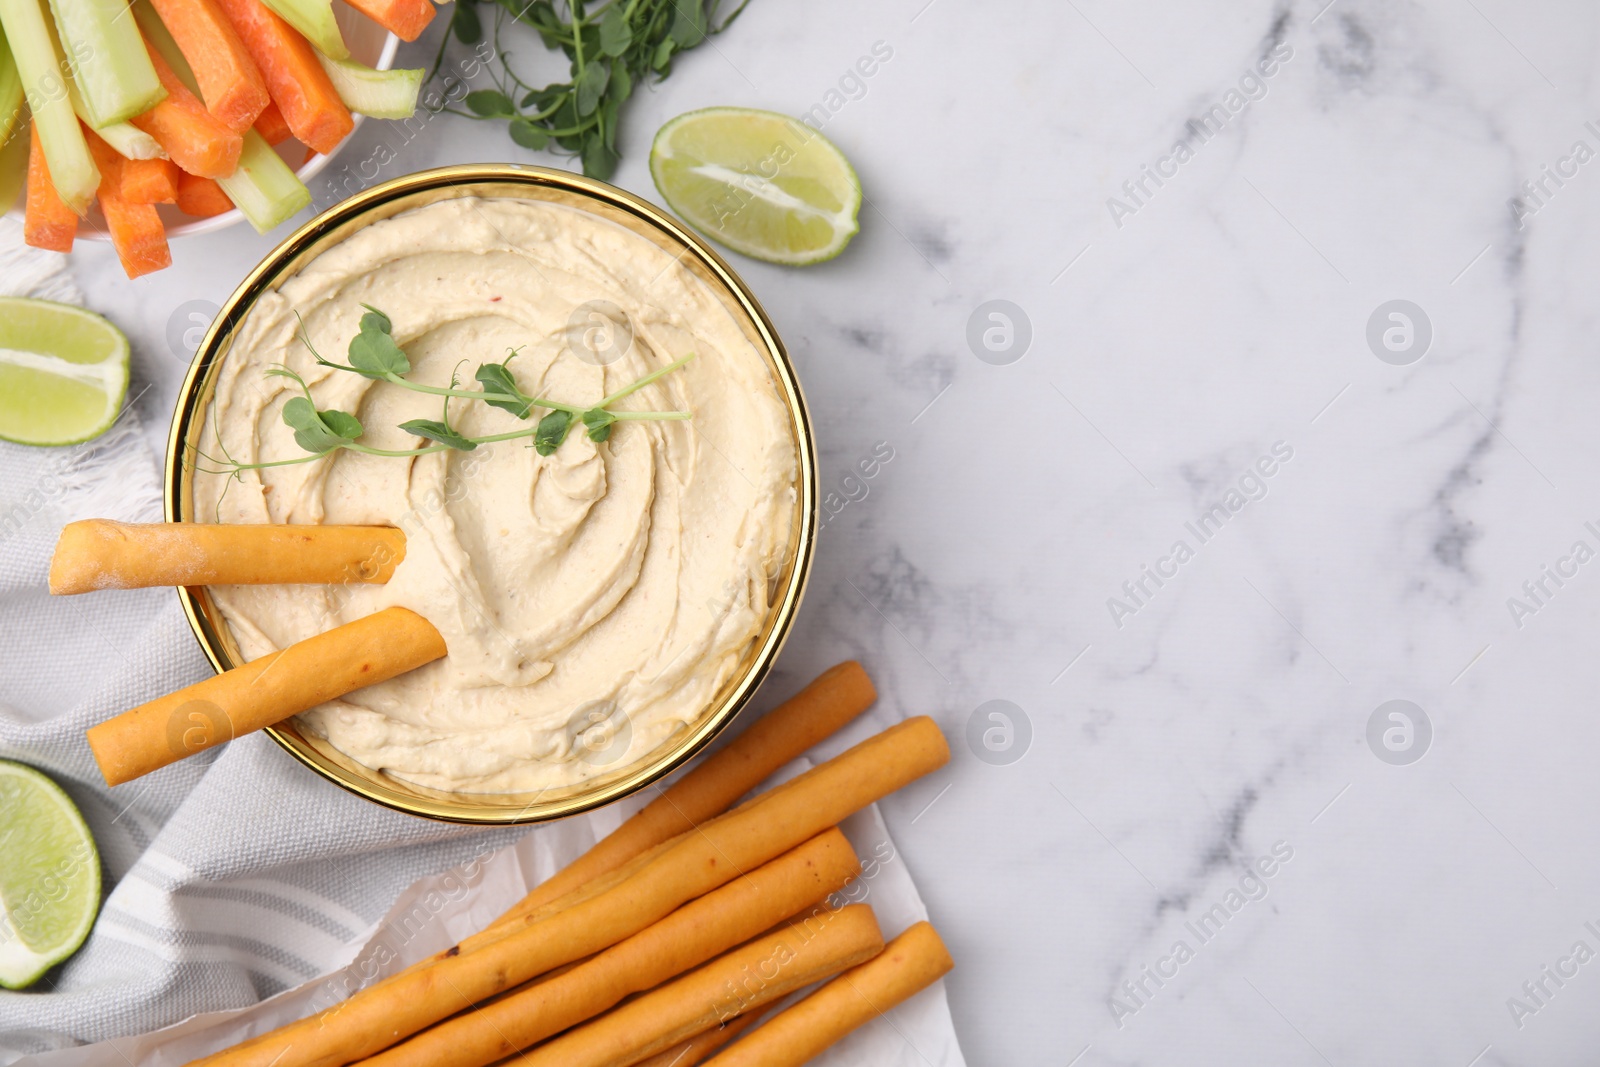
(0, 113), (26, 215)
(259, 0), (345, 60)
(47, 0), (163, 126)
(130, 0), (192, 82)
(63, 71), (164, 159)
(0, 26), (22, 145)
(0, 0), (98, 214)
(316, 54), (421, 120)
(216, 129), (309, 233)
(84, 118), (164, 159)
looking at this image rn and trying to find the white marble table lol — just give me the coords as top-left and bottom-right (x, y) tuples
(65, 0), (1600, 1062)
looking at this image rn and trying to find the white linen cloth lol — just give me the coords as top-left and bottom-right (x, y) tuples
(0, 222), (965, 1066)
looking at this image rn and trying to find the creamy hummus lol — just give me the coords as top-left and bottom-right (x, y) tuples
(194, 196), (797, 794)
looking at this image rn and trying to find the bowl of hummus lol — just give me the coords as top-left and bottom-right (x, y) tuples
(167, 164), (815, 823)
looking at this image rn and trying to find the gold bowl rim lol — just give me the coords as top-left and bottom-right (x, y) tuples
(165, 163), (817, 825)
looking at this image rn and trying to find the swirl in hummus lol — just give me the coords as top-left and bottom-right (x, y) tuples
(194, 196), (798, 794)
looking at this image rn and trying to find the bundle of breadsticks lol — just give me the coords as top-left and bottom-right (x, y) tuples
(181, 663), (951, 1067)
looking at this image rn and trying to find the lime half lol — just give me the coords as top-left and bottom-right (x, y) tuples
(650, 107), (862, 266)
(0, 297), (130, 447)
(0, 760), (101, 989)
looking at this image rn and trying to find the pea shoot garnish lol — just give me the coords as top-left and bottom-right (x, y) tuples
(196, 305), (692, 483)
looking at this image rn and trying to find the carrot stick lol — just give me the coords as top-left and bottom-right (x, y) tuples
(190, 716), (949, 1067)
(498, 661), (877, 923)
(513, 906), (885, 1067)
(49, 521), (406, 594)
(360, 829), (862, 1067)
(254, 98), (290, 143)
(85, 127), (171, 279)
(85, 606), (445, 785)
(211, 0), (351, 154)
(118, 157), (180, 204)
(98, 193), (172, 277)
(148, 0), (269, 131)
(702, 922), (954, 1067)
(176, 170), (232, 216)
(23, 125), (76, 252)
(129, 37), (243, 178)
(340, 0), (433, 41)
(631, 1012), (766, 1067)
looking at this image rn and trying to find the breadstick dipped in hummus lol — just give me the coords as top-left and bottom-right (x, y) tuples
(86, 606), (445, 785)
(48, 521), (405, 594)
(189, 716), (949, 1067)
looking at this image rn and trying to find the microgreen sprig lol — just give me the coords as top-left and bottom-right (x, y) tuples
(433, 0), (751, 179)
(196, 305), (693, 482)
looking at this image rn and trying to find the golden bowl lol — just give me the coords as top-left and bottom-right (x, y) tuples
(166, 164), (817, 824)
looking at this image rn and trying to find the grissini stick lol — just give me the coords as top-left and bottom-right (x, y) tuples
(192, 716), (949, 1067)
(359, 829), (862, 1067)
(491, 661), (877, 925)
(521, 904), (886, 1067)
(702, 921), (954, 1067)
(85, 606), (445, 786)
(48, 520), (405, 594)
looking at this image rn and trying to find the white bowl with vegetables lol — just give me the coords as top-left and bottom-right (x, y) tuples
(95, 5), (401, 241)
(0, 0), (431, 278)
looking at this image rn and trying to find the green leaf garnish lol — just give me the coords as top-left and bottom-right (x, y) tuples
(347, 310), (411, 378)
(598, 6), (630, 56)
(670, 0), (708, 46)
(583, 138), (619, 181)
(400, 418), (478, 451)
(581, 407), (616, 442)
(474, 360), (533, 417)
(574, 61), (608, 116)
(521, 84), (563, 110)
(608, 63), (632, 104)
(283, 396), (363, 454)
(534, 409), (574, 455)
(509, 117), (549, 150)
(320, 409), (364, 440)
(358, 305), (392, 333)
(466, 89), (515, 117)
(451, 0), (481, 43)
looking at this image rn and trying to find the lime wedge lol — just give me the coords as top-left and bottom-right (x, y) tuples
(649, 107), (862, 266)
(0, 297), (130, 447)
(0, 760), (101, 989)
